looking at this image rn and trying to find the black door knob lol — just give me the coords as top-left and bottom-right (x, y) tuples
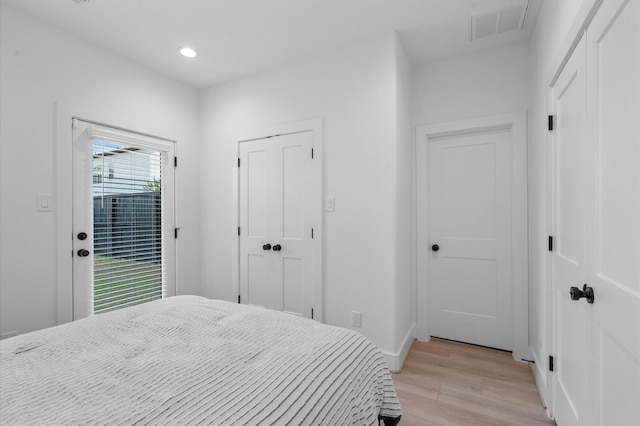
(272, 244), (282, 251)
(263, 244), (272, 251)
(77, 232), (87, 240)
(432, 244), (440, 252)
(77, 249), (90, 257)
(570, 284), (595, 304)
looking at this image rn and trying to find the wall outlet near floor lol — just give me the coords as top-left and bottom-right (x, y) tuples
(351, 311), (361, 327)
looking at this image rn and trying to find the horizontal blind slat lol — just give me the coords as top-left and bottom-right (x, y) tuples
(92, 139), (165, 316)
(95, 285), (162, 302)
(95, 294), (162, 314)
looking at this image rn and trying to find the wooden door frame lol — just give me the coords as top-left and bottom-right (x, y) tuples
(231, 118), (323, 322)
(415, 111), (529, 362)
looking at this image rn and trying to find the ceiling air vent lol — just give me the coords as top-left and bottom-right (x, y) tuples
(470, 0), (529, 41)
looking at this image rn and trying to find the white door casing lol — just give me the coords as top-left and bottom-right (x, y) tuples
(428, 128), (512, 351)
(234, 119), (323, 321)
(550, 35), (588, 426)
(416, 112), (529, 362)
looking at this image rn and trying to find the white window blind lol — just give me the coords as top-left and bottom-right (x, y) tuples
(92, 140), (165, 314)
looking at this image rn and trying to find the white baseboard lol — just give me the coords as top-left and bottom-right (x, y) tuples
(382, 324), (415, 373)
(530, 348), (552, 419)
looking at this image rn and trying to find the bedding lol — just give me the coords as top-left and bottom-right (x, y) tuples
(0, 296), (401, 425)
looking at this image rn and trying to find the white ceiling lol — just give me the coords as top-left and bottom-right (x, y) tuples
(3, 0), (541, 89)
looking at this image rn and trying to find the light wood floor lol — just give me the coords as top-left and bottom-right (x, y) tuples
(392, 338), (555, 426)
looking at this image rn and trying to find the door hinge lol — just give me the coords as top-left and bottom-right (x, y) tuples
(311, 148), (314, 159)
(548, 236), (554, 252)
(237, 226), (241, 236)
(174, 157), (178, 167)
(238, 295), (241, 304)
(311, 228), (314, 239)
(175, 228), (179, 239)
(238, 158), (240, 167)
(311, 308), (314, 319)
(548, 115), (554, 131)
(549, 355), (554, 372)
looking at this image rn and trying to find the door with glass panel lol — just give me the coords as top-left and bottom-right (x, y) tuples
(72, 119), (175, 320)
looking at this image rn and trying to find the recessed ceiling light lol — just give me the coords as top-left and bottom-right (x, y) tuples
(179, 47), (197, 58)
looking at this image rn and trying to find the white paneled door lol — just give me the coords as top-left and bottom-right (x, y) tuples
(586, 0), (640, 423)
(551, 35), (588, 426)
(551, 0), (640, 424)
(428, 128), (513, 351)
(238, 131), (314, 318)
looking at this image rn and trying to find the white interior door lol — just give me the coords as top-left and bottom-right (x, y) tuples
(550, 1), (639, 423)
(550, 35), (588, 426)
(428, 127), (512, 351)
(586, 0), (640, 423)
(72, 120), (175, 320)
(238, 138), (273, 309)
(239, 131), (314, 318)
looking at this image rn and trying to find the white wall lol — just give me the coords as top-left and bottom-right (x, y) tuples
(528, 0), (587, 408)
(0, 3), (201, 337)
(393, 35), (416, 365)
(199, 32), (412, 362)
(413, 42), (530, 126)
(0, 1), (559, 381)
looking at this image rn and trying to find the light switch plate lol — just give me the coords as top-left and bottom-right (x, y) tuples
(37, 194), (52, 212)
(325, 196), (335, 212)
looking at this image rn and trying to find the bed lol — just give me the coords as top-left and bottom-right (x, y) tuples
(0, 296), (402, 425)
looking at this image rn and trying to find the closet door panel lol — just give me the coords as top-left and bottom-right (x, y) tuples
(550, 36), (588, 426)
(586, 0), (640, 424)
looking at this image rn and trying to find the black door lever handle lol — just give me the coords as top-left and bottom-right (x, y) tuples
(263, 244), (272, 251)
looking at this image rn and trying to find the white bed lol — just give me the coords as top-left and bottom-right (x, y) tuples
(0, 296), (402, 425)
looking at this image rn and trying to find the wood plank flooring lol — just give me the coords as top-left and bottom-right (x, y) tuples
(392, 338), (555, 426)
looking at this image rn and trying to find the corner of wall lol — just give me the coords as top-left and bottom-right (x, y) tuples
(391, 30), (417, 361)
(383, 323), (415, 373)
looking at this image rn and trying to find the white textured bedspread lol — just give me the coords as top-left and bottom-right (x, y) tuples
(0, 296), (401, 425)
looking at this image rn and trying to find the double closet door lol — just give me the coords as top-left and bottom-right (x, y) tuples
(550, 0), (639, 424)
(238, 132), (314, 318)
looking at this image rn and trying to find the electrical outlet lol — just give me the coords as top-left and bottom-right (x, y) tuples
(351, 311), (361, 327)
